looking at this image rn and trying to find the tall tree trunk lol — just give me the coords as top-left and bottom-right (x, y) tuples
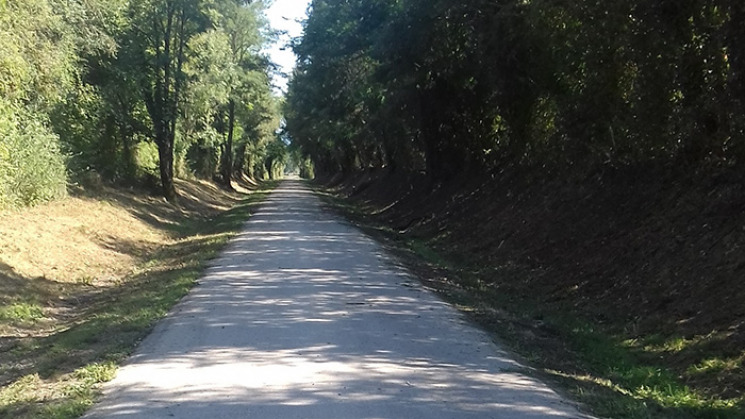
(143, 91), (177, 202)
(158, 129), (177, 202)
(419, 87), (455, 184)
(221, 99), (236, 189)
(148, 2), (185, 203)
(114, 94), (138, 180)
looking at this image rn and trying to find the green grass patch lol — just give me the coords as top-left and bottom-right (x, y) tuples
(0, 182), (275, 419)
(0, 302), (44, 323)
(428, 247), (744, 418)
(406, 239), (450, 268)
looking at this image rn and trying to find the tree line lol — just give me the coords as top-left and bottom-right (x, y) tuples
(1, 0), (284, 207)
(285, 0), (745, 181)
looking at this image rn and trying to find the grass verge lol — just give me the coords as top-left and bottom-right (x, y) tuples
(313, 184), (744, 419)
(0, 181), (276, 419)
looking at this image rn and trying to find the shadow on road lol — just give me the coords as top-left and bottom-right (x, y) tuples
(86, 182), (589, 419)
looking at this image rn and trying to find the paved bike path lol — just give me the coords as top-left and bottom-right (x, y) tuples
(85, 180), (590, 418)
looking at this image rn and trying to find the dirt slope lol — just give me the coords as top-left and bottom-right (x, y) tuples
(322, 163), (745, 405)
(0, 178), (246, 359)
(0, 177), (264, 418)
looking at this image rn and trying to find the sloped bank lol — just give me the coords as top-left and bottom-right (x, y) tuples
(0, 178), (275, 418)
(317, 164), (745, 418)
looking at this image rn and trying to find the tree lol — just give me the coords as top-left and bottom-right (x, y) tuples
(218, 0), (267, 186)
(123, 0), (209, 201)
(0, 0), (279, 207)
(179, 0), (275, 185)
(287, 0), (745, 179)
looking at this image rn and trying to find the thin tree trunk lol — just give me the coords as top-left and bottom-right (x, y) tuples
(221, 99), (236, 189)
(157, 3), (184, 203)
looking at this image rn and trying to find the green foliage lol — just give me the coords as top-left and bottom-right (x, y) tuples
(176, 0), (282, 183)
(0, 302), (45, 323)
(135, 142), (161, 175)
(0, 0), (279, 205)
(0, 99), (67, 208)
(289, 149), (315, 179)
(52, 85), (118, 179)
(264, 138), (288, 179)
(287, 0), (745, 179)
(0, 0), (75, 207)
(0, 0), (77, 108)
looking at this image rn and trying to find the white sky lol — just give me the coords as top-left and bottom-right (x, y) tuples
(264, 0), (312, 93)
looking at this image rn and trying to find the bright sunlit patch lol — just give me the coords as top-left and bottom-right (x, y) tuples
(263, 0), (312, 92)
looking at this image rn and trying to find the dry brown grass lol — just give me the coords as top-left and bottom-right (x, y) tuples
(0, 177), (247, 341)
(0, 177), (270, 418)
(0, 197), (161, 284)
(0, 179), (241, 284)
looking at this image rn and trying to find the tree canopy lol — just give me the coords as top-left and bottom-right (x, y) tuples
(286, 0), (745, 180)
(1, 0), (283, 207)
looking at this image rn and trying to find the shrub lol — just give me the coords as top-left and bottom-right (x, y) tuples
(0, 99), (67, 208)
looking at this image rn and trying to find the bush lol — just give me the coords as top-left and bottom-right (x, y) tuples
(134, 141), (160, 176)
(0, 99), (67, 208)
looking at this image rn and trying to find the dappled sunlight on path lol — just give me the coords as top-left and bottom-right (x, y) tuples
(85, 181), (590, 418)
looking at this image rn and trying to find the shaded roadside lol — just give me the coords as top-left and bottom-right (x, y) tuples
(313, 166), (745, 419)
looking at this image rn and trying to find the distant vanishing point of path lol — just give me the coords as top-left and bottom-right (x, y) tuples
(84, 180), (592, 419)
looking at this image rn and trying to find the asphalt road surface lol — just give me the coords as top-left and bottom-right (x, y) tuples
(84, 180), (591, 419)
